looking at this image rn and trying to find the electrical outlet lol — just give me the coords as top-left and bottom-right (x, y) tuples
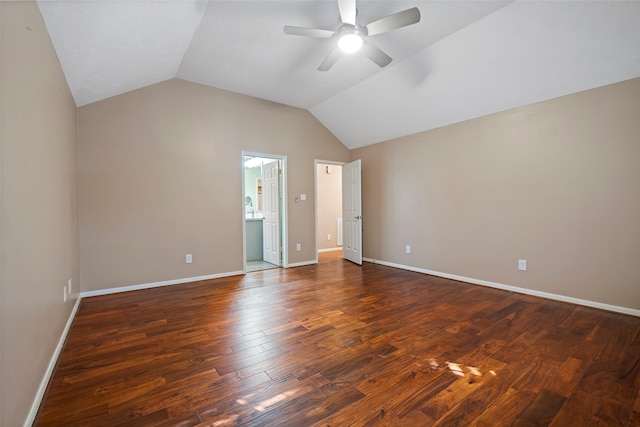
(518, 259), (527, 271)
(405, 245), (411, 254)
(296, 243), (301, 251)
(327, 233), (331, 241)
(186, 254), (193, 264)
(63, 286), (68, 303)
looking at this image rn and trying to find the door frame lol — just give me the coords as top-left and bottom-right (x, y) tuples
(242, 151), (288, 273)
(314, 159), (346, 263)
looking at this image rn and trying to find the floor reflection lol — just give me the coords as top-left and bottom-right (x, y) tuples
(246, 260), (279, 272)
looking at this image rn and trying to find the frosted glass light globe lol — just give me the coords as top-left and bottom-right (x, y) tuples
(338, 33), (363, 53)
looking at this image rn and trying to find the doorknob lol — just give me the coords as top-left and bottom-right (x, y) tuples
(354, 216), (362, 220)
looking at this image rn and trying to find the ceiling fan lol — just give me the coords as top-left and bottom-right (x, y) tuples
(283, 0), (421, 71)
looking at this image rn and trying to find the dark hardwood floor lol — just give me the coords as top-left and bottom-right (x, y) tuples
(36, 251), (640, 426)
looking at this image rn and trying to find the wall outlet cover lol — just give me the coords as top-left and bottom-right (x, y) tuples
(518, 259), (527, 271)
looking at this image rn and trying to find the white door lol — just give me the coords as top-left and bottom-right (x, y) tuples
(342, 159), (362, 265)
(262, 160), (280, 266)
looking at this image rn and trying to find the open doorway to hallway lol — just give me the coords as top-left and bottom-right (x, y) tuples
(315, 161), (344, 261)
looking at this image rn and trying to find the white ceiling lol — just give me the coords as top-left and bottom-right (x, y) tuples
(37, 0), (640, 149)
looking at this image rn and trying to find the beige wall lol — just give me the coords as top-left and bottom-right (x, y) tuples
(353, 78), (640, 311)
(1, 2), (79, 426)
(78, 79), (350, 292)
(316, 163), (342, 250)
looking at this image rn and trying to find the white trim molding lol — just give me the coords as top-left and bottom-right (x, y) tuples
(318, 247), (342, 253)
(363, 257), (640, 317)
(24, 296), (82, 427)
(80, 271), (244, 298)
(287, 260), (318, 268)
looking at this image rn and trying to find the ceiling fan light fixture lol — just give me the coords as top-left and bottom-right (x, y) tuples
(284, 0), (422, 70)
(338, 30), (363, 53)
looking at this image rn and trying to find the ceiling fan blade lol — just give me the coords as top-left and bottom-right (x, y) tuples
(283, 26), (335, 38)
(318, 47), (342, 71)
(365, 7), (421, 36)
(362, 41), (392, 68)
(338, 0), (357, 25)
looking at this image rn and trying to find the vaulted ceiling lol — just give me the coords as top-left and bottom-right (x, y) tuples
(37, 0), (640, 149)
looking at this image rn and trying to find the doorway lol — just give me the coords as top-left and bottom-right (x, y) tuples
(315, 160), (345, 261)
(242, 152), (288, 273)
(315, 159), (363, 265)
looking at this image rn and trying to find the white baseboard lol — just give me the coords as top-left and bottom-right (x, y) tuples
(363, 257), (640, 317)
(80, 271), (244, 298)
(287, 260), (318, 268)
(318, 247), (342, 253)
(24, 295), (81, 427)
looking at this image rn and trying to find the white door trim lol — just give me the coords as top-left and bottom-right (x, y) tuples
(242, 151), (288, 272)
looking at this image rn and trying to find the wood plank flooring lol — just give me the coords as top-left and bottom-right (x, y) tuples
(35, 252), (640, 426)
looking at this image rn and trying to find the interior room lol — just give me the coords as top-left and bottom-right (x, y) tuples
(1, 1), (639, 426)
